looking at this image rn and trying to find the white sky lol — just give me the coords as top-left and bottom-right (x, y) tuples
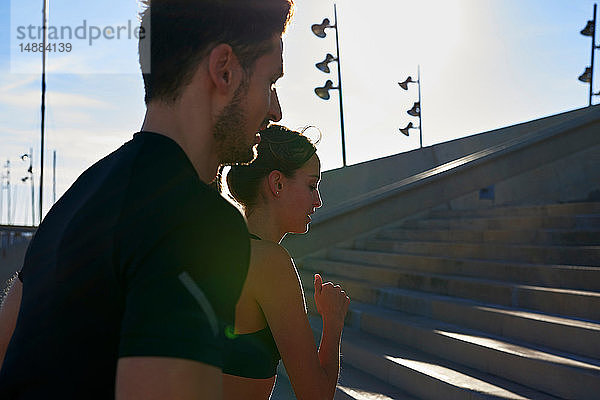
(0, 0), (598, 225)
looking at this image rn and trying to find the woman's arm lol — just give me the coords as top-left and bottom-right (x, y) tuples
(251, 242), (349, 400)
(313, 273), (348, 394)
(0, 275), (22, 368)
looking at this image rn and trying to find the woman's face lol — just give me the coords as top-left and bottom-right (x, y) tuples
(280, 154), (322, 234)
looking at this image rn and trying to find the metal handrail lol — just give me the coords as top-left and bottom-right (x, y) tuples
(0, 225), (36, 250)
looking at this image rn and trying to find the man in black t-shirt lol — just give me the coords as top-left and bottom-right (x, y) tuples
(0, 1), (295, 398)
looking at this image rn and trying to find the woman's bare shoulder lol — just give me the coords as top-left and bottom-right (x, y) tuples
(250, 240), (293, 270)
(248, 240), (298, 295)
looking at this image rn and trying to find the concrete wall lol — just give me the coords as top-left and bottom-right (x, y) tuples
(447, 142), (600, 211)
(318, 106), (594, 209)
(283, 105), (600, 258)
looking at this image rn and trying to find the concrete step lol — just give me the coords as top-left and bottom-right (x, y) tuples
(317, 279), (600, 361)
(427, 202), (600, 219)
(377, 227), (600, 246)
(400, 214), (600, 231)
(354, 239), (600, 267)
(334, 363), (419, 400)
(298, 262), (600, 322)
(304, 282), (600, 360)
(325, 247), (600, 291)
(272, 358), (414, 400)
(345, 303), (600, 400)
(310, 317), (562, 400)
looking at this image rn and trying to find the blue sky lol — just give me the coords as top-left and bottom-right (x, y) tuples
(0, 0), (598, 225)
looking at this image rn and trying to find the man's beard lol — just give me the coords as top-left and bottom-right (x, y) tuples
(213, 78), (258, 166)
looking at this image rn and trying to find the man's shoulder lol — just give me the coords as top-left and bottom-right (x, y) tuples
(99, 131), (249, 249)
(62, 132), (147, 194)
(120, 160), (248, 243)
(191, 190), (249, 238)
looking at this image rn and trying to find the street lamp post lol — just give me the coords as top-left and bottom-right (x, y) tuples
(2, 160), (11, 225)
(398, 65), (423, 148)
(53, 150), (56, 204)
(21, 149), (35, 226)
(312, 3), (347, 167)
(579, 3), (600, 106)
(39, 0), (49, 225)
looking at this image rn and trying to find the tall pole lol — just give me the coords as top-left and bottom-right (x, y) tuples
(590, 4), (597, 106)
(5, 161), (11, 225)
(52, 150), (56, 204)
(0, 170), (3, 225)
(417, 65), (423, 149)
(333, 3), (347, 167)
(30, 148), (35, 226)
(40, 0), (48, 224)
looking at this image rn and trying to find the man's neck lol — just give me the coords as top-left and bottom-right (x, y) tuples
(142, 102), (218, 184)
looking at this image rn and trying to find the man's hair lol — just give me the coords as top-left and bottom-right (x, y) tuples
(139, 0), (294, 104)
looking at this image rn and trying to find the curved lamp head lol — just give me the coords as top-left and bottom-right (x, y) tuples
(581, 20), (595, 37)
(407, 101), (421, 117)
(399, 122), (414, 136)
(315, 80), (336, 100)
(21, 153), (29, 161)
(579, 67), (592, 83)
(398, 76), (416, 90)
(316, 53), (336, 73)
(311, 18), (331, 38)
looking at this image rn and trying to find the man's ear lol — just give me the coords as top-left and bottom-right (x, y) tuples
(207, 43), (240, 94)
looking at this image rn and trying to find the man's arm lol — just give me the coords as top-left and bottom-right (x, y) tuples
(116, 357), (222, 399)
(0, 276), (22, 368)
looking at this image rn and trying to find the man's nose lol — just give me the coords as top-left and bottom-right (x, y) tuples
(269, 89), (282, 122)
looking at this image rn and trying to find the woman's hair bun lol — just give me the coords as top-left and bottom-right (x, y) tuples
(226, 124), (318, 210)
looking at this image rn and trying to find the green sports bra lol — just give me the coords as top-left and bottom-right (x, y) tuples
(222, 234), (281, 378)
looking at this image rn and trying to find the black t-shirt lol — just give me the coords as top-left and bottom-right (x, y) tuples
(0, 132), (250, 399)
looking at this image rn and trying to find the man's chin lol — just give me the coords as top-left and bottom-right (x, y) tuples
(220, 146), (257, 166)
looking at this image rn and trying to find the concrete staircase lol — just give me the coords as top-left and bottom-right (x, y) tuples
(299, 201), (600, 399)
